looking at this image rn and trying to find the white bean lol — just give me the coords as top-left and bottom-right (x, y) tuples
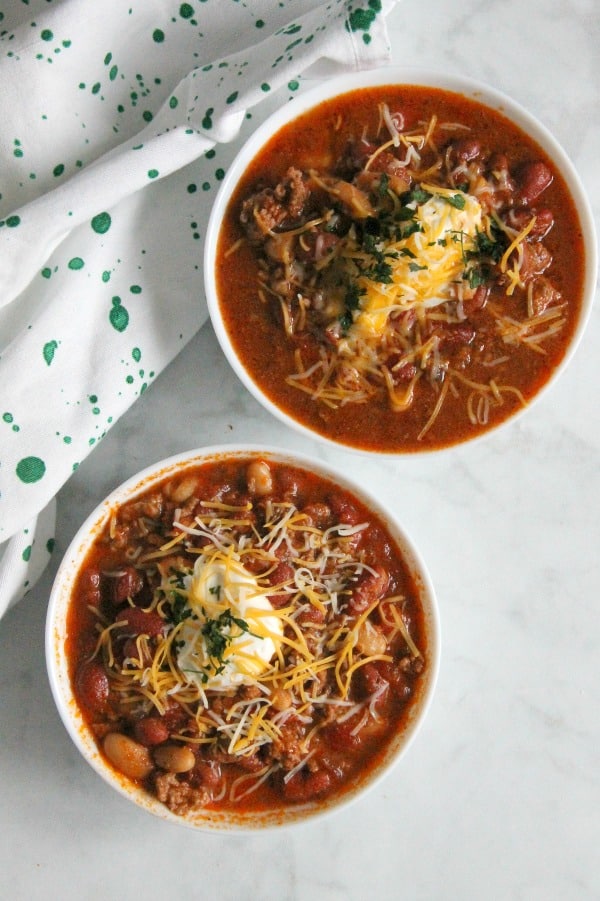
(169, 476), (198, 504)
(153, 744), (196, 774)
(356, 619), (387, 657)
(247, 460), (273, 496)
(103, 732), (153, 780)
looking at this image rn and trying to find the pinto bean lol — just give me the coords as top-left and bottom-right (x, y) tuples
(103, 732), (154, 780)
(153, 744), (196, 774)
(75, 660), (109, 714)
(517, 161), (553, 205)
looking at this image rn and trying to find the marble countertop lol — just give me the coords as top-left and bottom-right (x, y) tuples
(2, 1), (599, 899)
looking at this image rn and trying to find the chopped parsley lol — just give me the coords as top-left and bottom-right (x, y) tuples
(201, 609), (262, 676)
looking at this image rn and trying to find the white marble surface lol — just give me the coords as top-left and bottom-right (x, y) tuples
(2, 1), (599, 898)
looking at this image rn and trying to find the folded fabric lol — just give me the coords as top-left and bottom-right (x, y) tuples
(0, 0), (397, 618)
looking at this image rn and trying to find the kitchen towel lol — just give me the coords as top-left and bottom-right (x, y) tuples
(0, 0), (397, 618)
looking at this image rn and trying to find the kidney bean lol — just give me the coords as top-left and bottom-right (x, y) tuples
(302, 502), (332, 528)
(283, 768), (332, 802)
(75, 660), (109, 714)
(161, 700), (188, 732)
(266, 560), (295, 608)
(103, 732), (154, 781)
(329, 494), (362, 527)
(376, 660), (411, 700)
(505, 207), (554, 240)
(438, 324), (476, 350)
(114, 607), (165, 637)
(517, 161), (553, 205)
(450, 137), (482, 162)
(326, 721), (363, 752)
(358, 661), (390, 699)
(348, 565), (390, 615)
(519, 242), (552, 281)
(78, 567), (102, 607)
(134, 716), (170, 747)
(109, 565), (145, 605)
(391, 362), (418, 383)
(297, 605), (326, 626)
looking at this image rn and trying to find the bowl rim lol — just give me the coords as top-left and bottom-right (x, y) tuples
(45, 442), (441, 832)
(204, 65), (598, 457)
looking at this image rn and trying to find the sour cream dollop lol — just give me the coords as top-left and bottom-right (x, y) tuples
(176, 554), (283, 693)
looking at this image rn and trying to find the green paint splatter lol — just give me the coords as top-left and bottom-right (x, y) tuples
(43, 340), (58, 365)
(202, 108), (214, 129)
(109, 65), (118, 81)
(132, 347), (141, 362)
(169, 96), (178, 109)
(226, 91), (238, 104)
(130, 285), (142, 294)
(180, 3), (194, 18)
(261, 83), (271, 93)
(41, 267), (52, 279)
(53, 163), (65, 177)
(288, 80), (299, 91)
(22, 545), (32, 563)
(6, 216), (21, 228)
(16, 456), (46, 484)
(153, 29), (165, 43)
(47, 538), (55, 554)
(40, 29), (53, 42)
(102, 270), (111, 283)
(187, 183), (197, 193)
(92, 82), (101, 95)
(110, 297), (129, 332)
(256, 19), (265, 28)
(147, 168), (159, 179)
(91, 211), (111, 234)
(142, 110), (153, 122)
(68, 257), (84, 270)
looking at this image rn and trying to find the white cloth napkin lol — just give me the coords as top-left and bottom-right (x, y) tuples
(0, 0), (397, 618)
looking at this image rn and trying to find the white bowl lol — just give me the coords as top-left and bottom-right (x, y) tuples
(204, 67), (597, 455)
(46, 445), (440, 831)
